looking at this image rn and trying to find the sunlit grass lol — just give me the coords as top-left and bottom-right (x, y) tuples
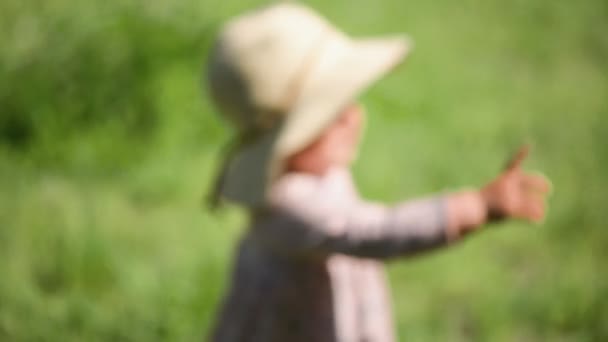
(0, 0), (607, 340)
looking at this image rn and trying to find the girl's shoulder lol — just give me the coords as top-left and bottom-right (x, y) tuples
(269, 167), (355, 208)
(269, 172), (321, 206)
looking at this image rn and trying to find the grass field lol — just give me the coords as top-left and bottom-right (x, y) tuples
(1, 0), (607, 340)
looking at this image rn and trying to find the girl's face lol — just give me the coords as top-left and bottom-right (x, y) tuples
(286, 104), (364, 175)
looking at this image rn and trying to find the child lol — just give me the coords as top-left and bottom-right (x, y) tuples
(205, 3), (550, 342)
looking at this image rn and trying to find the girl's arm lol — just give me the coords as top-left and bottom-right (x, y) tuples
(257, 146), (550, 259)
(257, 194), (450, 259)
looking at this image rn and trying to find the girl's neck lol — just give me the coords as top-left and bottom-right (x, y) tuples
(285, 162), (331, 177)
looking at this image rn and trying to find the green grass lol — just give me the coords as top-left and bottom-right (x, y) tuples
(1, 0), (607, 340)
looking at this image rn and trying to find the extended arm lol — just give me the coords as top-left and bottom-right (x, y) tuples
(255, 146), (550, 259)
(255, 194), (450, 259)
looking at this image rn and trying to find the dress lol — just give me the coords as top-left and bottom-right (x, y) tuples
(210, 167), (448, 342)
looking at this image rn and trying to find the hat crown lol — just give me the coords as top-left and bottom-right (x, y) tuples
(207, 3), (337, 132)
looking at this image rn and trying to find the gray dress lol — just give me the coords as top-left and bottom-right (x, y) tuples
(210, 167), (448, 342)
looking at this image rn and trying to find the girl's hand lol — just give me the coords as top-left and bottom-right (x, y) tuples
(481, 145), (551, 223)
(446, 145), (551, 240)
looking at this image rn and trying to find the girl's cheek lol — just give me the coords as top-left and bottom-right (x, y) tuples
(348, 126), (360, 146)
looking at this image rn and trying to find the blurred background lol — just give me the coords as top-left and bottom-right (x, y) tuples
(1, 0), (607, 340)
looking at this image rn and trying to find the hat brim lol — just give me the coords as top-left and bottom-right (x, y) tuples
(276, 35), (412, 159)
(219, 35), (412, 206)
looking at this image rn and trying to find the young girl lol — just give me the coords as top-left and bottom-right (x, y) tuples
(205, 3), (550, 342)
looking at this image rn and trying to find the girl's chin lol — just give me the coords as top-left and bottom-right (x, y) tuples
(329, 155), (355, 168)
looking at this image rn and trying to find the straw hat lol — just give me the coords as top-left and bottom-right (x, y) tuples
(206, 2), (412, 208)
